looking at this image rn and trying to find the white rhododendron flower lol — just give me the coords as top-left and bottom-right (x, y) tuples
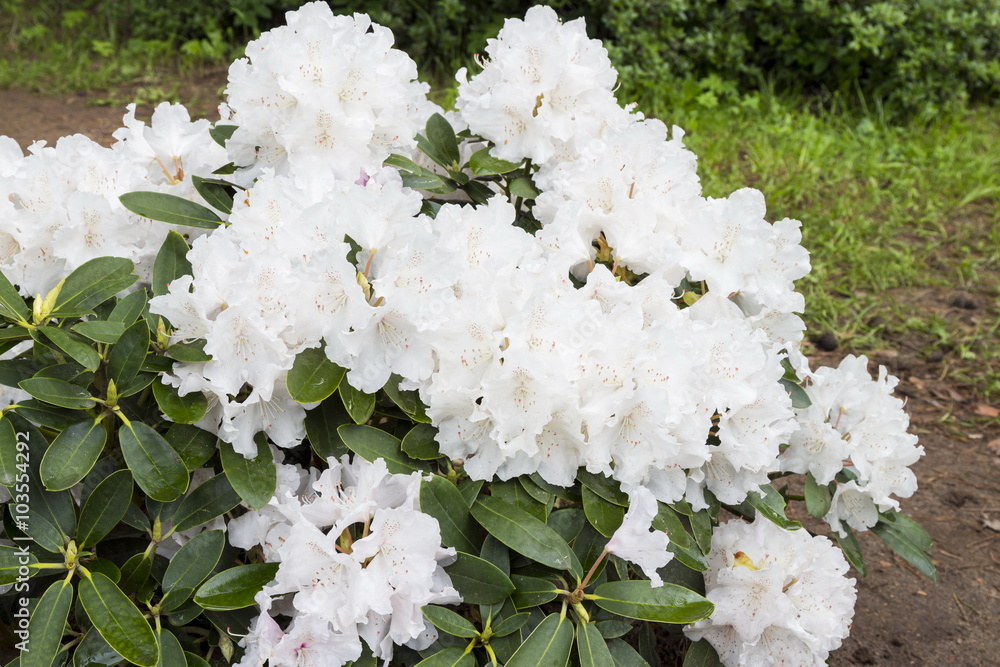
(606, 487), (673, 586)
(684, 517), (857, 666)
(781, 355), (923, 535)
(229, 455), (460, 665)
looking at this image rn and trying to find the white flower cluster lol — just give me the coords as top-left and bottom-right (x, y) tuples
(221, 1), (438, 183)
(228, 455), (459, 665)
(684, 517), (857, 666)
(0, 104), (225, 297)
(780, 355), (923, 535)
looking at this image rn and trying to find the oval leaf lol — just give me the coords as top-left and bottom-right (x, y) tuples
(120, 191), (224, 229)
(39, 418), (107, 491)
(152, 230), (193, 297)
(77, 469), (134, 548)
(577, 620), (616, 667)
(51, 257), (137, 317)
(18, 377), (95, 410)
(286, 347), (345, 403)
(414, 648), (475, 667)
(469, 147), (522, 176)
(505, 613), (573, 667)
(471, 496), (573, 571)
(219, 437), (276, 511)
(37, 325), (101, 371)
(194, 563), (279, 611)
(339, 382), (375, 424)
(153, 381), (208, 424)
(421, 605), (479, 638)
(20, 578), (73, 667)
(162, 530), (225, 611)
(107, 320), (150, 392)
(419, 475), (481, 554)
(165, 423), (217, 472)
(172, 474), (241, 533)
(119, 421), (189, 502)
(591, 581), (714, 624)
(444, 552), (514, 605)
(337, 424), (428, 475)
(79, 571), (159, 667)
(582, 485), (625, 538)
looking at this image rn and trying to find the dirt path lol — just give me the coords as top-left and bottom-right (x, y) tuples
(1, 84), (998, 666)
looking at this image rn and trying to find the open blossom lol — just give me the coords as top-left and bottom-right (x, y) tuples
(229, 455), (460, 665)
(606, 487), (673, 586)
(685, 517), (857, 667)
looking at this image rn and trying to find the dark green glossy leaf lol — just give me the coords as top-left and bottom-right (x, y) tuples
(547, 508), (585, 544)
(18, 377), (95, 409)
(471, 496), (573, 571)
(413, 648), (474, 667)
(509, 176), (539, 200)
(194, 563), (279, 611)
(155, 626), (186, 667)
(400, 423), (439, 460)
(505, 613), (573, 667)
(421, 605), (478, 638)
(36, 326), (100, 371)
(338, 424), (429, 475)
(167, 339), (212, 362)
(73, 627), (123, 667)
(108, 321), (149, 392)
(152, 381), (208, 424)
(152, 230), (193, 297)
(119, 421), (189, 502)
(419, 475), (480, 554)
(682, 638), (724, 666)
(804, 472), (832, 519)
(444, 552), (514, 604)
(79, 571), (158, 666)
(118, 553), (152, 594)
(0, 545), (38, 586)
(219, 436), (276, 510)
(492, 480), (547, 522)
(21, 577), (73, 667)
(510, 574), (559, 609)
(458, 479), (484, 507)
(0, 267), (29, 322)
(209, 125), (238, 147)
(51, 257), (137, 317)
(0, 416), (18, 486)
(590, 581), (714, 624)
(779, 377), (812, 408)
(108, 288), (148, 326)
(172, 475), (241, 533)
(582, 485), (625, 538)
(608, 638), (650, 667)
(595, 619), (632, 639)
(880, 510), (934, 551)
(303, 396), (349, 460)
(71, 320), (127, 344)
(417, 113), (460, 168)
(577, 470), (628, 506)
(491, 611), (529, 637)
(340, 382), (375, 424)
(743, 485), (801, 530)
(39, 418), (107, 491)
(871, 517), (936, 581)
(165, 423), (217, 472)
(651, 504), (708, 572)
(120, 191), (224, 229)
(383, 376), (430, 423)
(286, 347), (345, 403)
(576, 621), (615, 667)
(191, 176), (235, 215)
(77, 470), (134, 548)
(161, 530), (225, 611)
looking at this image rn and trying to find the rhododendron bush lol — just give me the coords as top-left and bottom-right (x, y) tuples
(0, 4), (936, 666)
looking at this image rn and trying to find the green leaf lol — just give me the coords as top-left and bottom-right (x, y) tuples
(401, 424), (440, 460)
(492, 480), (547, 522)
(458, 479), (484, 507)
(155, 627), (186, 667)
(414, 648), (475, 667)
(577, 470), (628, 506)
(153, 381), (208, 424)
(491, 611), (529, 637)
(337, 424), (429, 475)
(152, 230), (193, 297)
(165, 423), (217, 472)
(161, 530), (225, 611)
(582, 485), (625, 538)
(510, 574), (559, 609)
(880, 510), (933, 551)
(167, 339), (212, 362)
(421, 605), (479, 638)
(743, 485), (801, 530)
(36, 326), (100, 371)
(340, 382), (375, 424)
(595, 620), (632, 639)
(468, 148), (522, 176)
(286, 347), (345, 403)
(118, 553), (152, 594)
(444, 552), (514, 604)
(505, 613), (573, 667)
(871, 516), (936, 581)
(590, 581), (714, 624)
(688, 509), (713, 555)
(682, 639), (724, 666)
(73, 628), (123, 667)
(109, 288), (149, 326)
(51, 257), (137, 317)
(418, 113), (460, 168)
(172, 474), (241, 533)
(119, 191), (225, 229)
(119, 421), (189, 502)
(471, 496), (574, 571)
(835, 524), (868, 577)
(509, 176), (540, 200)
(0, 545), (37, 586)
(71, 320), (127, 344)
(0, 416), (19, 487)
(79, 572), (158, 667)
(77, 470), (133, 548)
(21, 578), (73, 667)
(303, 396), (350, 460)
(461, 180), (496, 205)
(194, 563), (279, 611)
(804, 472), (832, 519)
(651, 505), (708, 572)
(383, 376), (430, 422)
(107, 321), (149, 392)
(608, 638), (650, 667)
(209, 125), (238, 147)
(419, 475), (481, 554)
(39, 418), (107, 491)
(219, 436), (276, 510)
(576, 621), (616, 667)
(18, 377), (95, 410)
(779, 377), (812, 408)
(0, 268), (29, 322)
(191, 176), (235, 215)
(23, 479), (77, 554)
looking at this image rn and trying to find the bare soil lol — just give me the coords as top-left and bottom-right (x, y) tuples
(1, 80), (998, 666)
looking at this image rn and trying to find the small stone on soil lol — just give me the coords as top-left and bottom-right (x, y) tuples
(951, 294), (977, 310)
(814, 331), (839, 351)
